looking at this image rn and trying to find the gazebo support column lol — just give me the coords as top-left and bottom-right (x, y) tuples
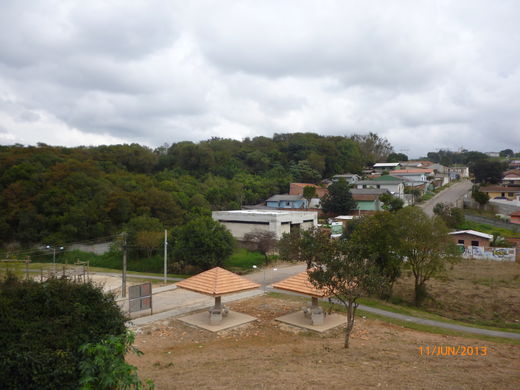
(209, 296), (229, 325)
(310, 296), (324, 325)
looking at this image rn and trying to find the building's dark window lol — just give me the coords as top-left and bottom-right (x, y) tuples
(471, 240), (479, 246)
(458, 239), (464, 244)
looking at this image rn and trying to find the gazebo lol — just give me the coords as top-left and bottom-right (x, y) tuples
(176, 267), (260, 325)
(273, 270), (330, 326)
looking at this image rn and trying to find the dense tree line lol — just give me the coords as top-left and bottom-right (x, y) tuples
(0, 133), (387, 246)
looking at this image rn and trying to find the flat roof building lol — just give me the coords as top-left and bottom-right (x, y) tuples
(212, 210), (318, 240)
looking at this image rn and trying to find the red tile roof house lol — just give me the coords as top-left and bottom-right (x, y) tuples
(448, 230), (493, 247)
(511, 211), (520, 225)
(502, 170), (520, 186)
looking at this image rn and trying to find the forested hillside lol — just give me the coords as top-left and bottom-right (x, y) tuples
(0, 133), (388, 245)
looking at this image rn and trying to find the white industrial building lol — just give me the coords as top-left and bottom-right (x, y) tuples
(212, 210), (318, 239)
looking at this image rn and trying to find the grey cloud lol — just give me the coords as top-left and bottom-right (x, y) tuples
(0, 0), (519, 156)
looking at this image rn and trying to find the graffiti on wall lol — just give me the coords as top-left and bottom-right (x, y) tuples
(460, 245), (516, 262)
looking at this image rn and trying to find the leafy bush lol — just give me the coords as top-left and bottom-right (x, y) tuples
(0, 274), (128, 389)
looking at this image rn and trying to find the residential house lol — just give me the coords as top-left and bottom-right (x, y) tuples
(447, 166), (470, 178)
(289, 183), (329, 198)
(212, 210), (317, 240)
(479, 186), (520, 201)
(502, 170), (520, 187)
(510, 211), (520, 225)
(448, 230), (492, 247)
(509, 160), (520, 169)
(354, 175), (405, 198)
(390, 169), (433, 182)
(331, 174), (360, 184)
(373, 162), (401, 172)
(350, 188), (390, 214)
(265, 194), (307, 209)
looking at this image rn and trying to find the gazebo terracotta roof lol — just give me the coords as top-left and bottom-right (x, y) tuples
(272, 270), (330, 298)
(176, 267), (260, 296)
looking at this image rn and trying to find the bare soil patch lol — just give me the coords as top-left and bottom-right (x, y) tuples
(128, 295), (520, 390)
(393, 259), (520, 326)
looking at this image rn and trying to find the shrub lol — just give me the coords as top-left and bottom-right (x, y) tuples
(0, 274), (128, 389)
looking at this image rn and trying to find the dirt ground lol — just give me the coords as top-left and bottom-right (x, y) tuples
(393, 259), (520, 326)
(128, 295), (520, 390)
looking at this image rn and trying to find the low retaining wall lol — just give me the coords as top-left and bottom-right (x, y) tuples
(460, 245), (516, 262)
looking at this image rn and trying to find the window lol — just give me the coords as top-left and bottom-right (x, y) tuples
(471, 240), (479, 246)
(458, 239), (464, 244)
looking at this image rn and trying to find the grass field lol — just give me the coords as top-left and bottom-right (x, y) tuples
(457, 219), (520, 238)
(392, 258), (520, 329)
(223, 248), (269, 273)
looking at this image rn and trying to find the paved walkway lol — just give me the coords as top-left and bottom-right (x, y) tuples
(419, 179), (473, 216)
(128, 289), (263, 326)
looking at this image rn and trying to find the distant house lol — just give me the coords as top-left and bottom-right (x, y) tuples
(447, 166), (470, 178)
(289, 183), (329, 198)
(350, 188), (390, 214)
(509, 160), (520, 169)
(448, 230), (493, 247)
(502, 170), (520, 186)
(331, 174), (360, 184)
(400, 160), (432, 168)
(373, 162), (401, 172)
(354, 175), (405, 198)
(511, 211), (520, 225)
(390, 169), (433, 182)
(265, 194), (307, 209)
(479, 186), (520, 201)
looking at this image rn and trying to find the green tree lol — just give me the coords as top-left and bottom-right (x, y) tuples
(499, 149), (514, 158)
(432, 202), (464, 228)
(351, 132), (393, 165)
(472, 188), (490, 209)
(347, 212), (403, 299)
(321, 180), (357, 215)
(306, 236), (386, 348)
(387, 152), (408, 163)
(79, 332), (154, 390)
(395, 207), (460, 306)
(302, 185), (317, 208)
(471, 160), (506, 184)
(379, 193), (404, 212)
(278, 227), (334, 269)
(0, 275), (136, 389)
(173, 217), (234, 270)
(289, 160), (321, 183)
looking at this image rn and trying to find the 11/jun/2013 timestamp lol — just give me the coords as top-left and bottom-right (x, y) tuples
(418, 345), (488, 357)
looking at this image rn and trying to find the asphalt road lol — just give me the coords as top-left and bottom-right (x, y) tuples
(419, 179), (473, 216)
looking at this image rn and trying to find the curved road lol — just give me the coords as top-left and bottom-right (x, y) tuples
(419, 179), (473, 216)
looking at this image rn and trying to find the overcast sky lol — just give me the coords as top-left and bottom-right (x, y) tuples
(1, 1), (519, 157)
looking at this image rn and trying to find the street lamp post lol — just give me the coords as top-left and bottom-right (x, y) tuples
(46, 245), (64, 270)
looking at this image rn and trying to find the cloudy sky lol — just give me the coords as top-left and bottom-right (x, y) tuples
(1, 0), (519, 157)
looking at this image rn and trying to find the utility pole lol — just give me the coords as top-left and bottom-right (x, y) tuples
(164, 229), (168, 284)
(122, 232), (127, 298)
